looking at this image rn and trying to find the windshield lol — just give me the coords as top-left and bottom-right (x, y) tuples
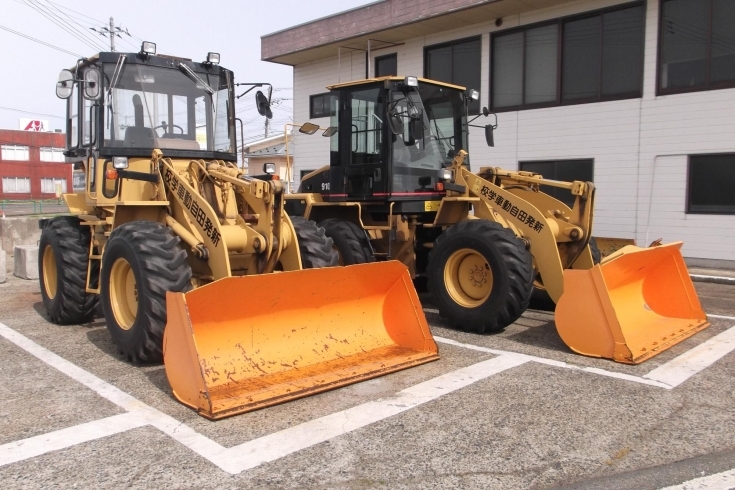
(390, 83), (467, 193)
(102, 59), (235, 155)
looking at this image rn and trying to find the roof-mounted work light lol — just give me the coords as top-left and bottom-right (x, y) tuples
(206, 52), (220, 65)
(140, 41), (156, 57)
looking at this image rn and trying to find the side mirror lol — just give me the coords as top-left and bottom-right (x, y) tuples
(298, 122), (320, 135)
(255, 90), (273, 119)
(322, 126), (338, 137)
(387, 112), (404, 135)
(485, 124), (494, 147)
(56, 70), (74, 99)
(83, 69), (100, 100)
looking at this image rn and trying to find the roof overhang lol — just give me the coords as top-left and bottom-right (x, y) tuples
(261, 0), (570, 66)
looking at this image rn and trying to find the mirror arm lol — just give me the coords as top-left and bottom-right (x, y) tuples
(235, 117), (245, 169)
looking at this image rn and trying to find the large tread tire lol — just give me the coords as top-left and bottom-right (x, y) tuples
(319, 218), (374, 265)
(589, 236), (602, 265)
(291, 217), (339, 268)
(38, 216), (98, 324)
(100, 221), (192, 363)
(428, 220), (534, 333)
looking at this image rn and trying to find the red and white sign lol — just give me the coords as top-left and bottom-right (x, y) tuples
(19, 118), (49, 131)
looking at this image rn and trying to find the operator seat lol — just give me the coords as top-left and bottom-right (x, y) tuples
(123, 94), (155, 148)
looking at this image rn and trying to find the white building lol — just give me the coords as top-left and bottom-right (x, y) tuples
(262, 0), (735, 267)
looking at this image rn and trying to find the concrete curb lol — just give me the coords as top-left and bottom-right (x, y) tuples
(691, 274), (735, 286)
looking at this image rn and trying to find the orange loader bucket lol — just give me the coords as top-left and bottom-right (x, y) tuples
(555, 242), (709, 364)
(163, 262), (439, 420)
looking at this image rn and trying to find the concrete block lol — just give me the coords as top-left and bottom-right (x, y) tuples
(0, 250), (5, 284)
(1, 217), (43, 255)
(14, 245), (39, 280)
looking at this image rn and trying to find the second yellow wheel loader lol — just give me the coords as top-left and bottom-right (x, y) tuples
(285, 76), (709, 364)
(38, 48), (438, 420)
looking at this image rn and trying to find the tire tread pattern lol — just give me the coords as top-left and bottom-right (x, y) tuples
(290, 217), (339, 268)
(319, 218), (374, 265)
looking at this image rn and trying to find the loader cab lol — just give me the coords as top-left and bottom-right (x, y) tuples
(313, 77), (472, 203)
(56, 45), (237, 200)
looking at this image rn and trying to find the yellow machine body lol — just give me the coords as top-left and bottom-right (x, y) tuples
(163, 261), (439, 420)
(556, 242), (709, 364)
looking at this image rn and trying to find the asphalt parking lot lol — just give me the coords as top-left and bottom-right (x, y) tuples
(0, 270), (733, 489)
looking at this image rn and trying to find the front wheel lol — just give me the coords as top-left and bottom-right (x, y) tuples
(428, 220), (534, 333)
(100, 221), (192, 363)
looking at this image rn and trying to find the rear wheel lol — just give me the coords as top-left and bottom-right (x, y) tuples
(319, 218), (374, 265)
(100, 221), (192, 363)
(428, 220), (534, 333)
(291, 217), (339, 268)
(38, 217), (98, 324)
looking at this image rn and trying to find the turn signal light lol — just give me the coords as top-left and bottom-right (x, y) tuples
(435, 182), (445, 191)
(105, 169), (118, 180)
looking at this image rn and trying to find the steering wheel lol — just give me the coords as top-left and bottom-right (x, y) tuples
(154, 121), (184, 136)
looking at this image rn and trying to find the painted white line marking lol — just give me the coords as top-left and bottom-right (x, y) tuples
(217, 355), (528, 473)
(0, 321), (527, 474)
(0, 322), (147, 413)
(434, 336), (672, 389)
(709, 314), (735, 321)
(423, 308), (439, 314)
(691, 274), (735, 284)
(644, 327), (735, 387)
(0, 412), (147, 467)
(659, 468), (735, 490)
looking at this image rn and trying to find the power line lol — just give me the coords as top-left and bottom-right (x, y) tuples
(39, 0), (109, 51)
(0, 24), (83, 57)
(20, 0), (103, 52)
(46, 0), (105, 24)
(0, 107), (64, 119)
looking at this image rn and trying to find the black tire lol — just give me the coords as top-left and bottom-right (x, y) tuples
(428, 220), (534, 333)
(291, 216), (339, 268)
(100, 221), (192, 363)
(319, 218), (374, 265)
(38, 216), (98, 324)
(589, 236), (601, 265)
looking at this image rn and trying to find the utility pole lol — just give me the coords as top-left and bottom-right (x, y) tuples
(91, 17), (129, 52)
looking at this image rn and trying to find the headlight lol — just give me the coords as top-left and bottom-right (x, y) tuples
(141, 41), (156, 55)
(438, 168), (452, 181)
(469, 89), (480, 101)
(404, 76), (418, 87)
(207, 52), (220, 65)
(112, 157), (128, 169)
(263, 163), (276, 175)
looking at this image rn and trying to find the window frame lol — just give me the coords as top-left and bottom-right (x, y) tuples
(656, 0), (735, 96)
(39, 147), (65, 162)
(1, 144), (31, 161)
(685, 153), (735, 215)
(40, 177), (68, 195)
(375, 53), (398, 77)
(2, 177), (31, 194)
(490, 1), (646, 113)
(519, 159), (595, 207)
(309, 92), (335, 119)
(424, 35), (483, 115)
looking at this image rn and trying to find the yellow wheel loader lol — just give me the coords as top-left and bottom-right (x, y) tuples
(39, 49), (438, 420)
(285, 76), (709, 364)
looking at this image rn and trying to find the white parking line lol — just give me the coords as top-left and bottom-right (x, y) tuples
(0, 412), (147, 467)
(0, 321), (526, 475)
(644, 326), (735, 387)
(709, 314), (735, 321)
(659, 468), (735, 490)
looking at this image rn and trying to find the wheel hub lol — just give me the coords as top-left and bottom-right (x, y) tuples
(109, 258), (138, 330)
(42, 245), (58, 300)
(444, 248), (494, 308)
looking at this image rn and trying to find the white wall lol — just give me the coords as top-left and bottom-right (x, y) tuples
(291, 0), (735, 262)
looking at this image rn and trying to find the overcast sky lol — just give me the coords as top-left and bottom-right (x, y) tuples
(0, 0), (373, 141)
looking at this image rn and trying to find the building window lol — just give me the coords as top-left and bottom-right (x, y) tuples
(375, 53), (397, 77)
(519, 159), (594, 208)
(491, 3), (644, 111)
(40, 147), (65, 162)
(310, 93), (335, 119)
(425, 36), (481, 114)
(2, 177), (31, 194)
(687, 154), (735, 214)
(40, 178), (68, 195)
(1, 145), (30, 161)
(300, 169), (316, 180)
(659, 0), (735, 94)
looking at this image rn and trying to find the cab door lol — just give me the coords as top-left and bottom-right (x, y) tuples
(343, 85), (387, 200)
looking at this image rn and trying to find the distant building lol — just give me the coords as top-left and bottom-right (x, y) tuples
(242, 131), (297, 191)
(262, 0), (735, 267)
(0, 129), (71, 200)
